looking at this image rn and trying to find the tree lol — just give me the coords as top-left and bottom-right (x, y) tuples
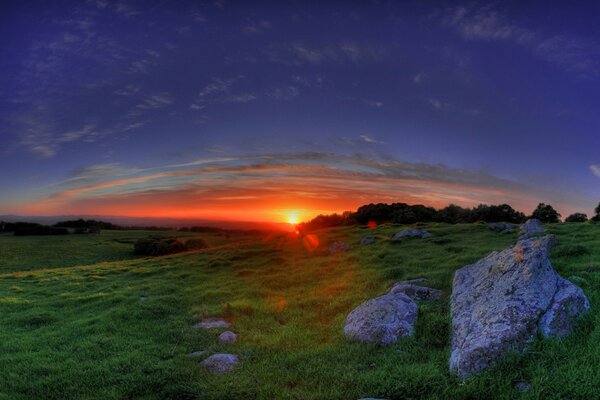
(470, 204), (526, 223)
(565, 213), (588, 223)
(530, 203), (561, 223)
(592, 202), (600, 222)
(435, 204), (471, 224)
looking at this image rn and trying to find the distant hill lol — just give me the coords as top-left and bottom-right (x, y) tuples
(0, 215), (290, 231)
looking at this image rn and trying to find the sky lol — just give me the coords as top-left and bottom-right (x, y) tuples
(2, 0), (600, 224)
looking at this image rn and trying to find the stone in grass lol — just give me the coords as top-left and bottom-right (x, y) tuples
(389, 283), (443, 301)
(343, 293), (417, 345)
(218, 331), (238, 344)
(187, 350), (206, 358)
(200, 353), (239, 374)
(193, 317), (231, 329)
(329, 241), (350, 254)
(391, 229), (432, 240)
(360, 236), (376, 245)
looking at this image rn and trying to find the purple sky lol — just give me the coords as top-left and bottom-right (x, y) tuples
(1, 1), (600, 222)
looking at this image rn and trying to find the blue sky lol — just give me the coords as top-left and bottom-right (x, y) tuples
(1, 0), (600, 222)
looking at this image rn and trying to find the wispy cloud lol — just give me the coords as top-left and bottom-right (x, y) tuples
(190, 77), (257, 109)
(590, 165), (600, 178)
(441, 5), (600, 77)
(243, 20), (272, 34)
(267, 41), (383, 66)
(136, 93), (174, 109)
(20, 151), (581, 220)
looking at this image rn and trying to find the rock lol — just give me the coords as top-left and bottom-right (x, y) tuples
(488, 222), (517, 233)
(343, 293), (417, 345)
(515, 381), (530, 393)
(395, 278), (427, 285)
(218, 330), (238, 344)
(450, 236), (589, 378)
(389, 283), (443, 301)
(329, 241), (350, 254)
(391, 229), (432, 240)
(538, 277), (590, 338)
(193, 317), (231, 329)
(360, 236), (376, 245)
(519, 218), (545, 239)
(200, 353), (239, 374)
(187, 350), (206, 358)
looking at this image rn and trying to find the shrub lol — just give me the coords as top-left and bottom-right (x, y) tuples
(14, 227), (69, 236)
(134, 238), (187, 256)
(565, 213), (588, 223)
(530, 203), (561, 223)
(185, 238), (208, 250)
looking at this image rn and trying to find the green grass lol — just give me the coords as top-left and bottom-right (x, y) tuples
(0, 223), (599, 399)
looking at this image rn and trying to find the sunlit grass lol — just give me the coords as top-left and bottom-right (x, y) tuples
(0, 223), (599, 399)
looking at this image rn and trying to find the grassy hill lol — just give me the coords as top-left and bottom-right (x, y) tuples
(0, 223), (598, 399)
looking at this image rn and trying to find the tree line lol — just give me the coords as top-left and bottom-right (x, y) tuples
(298, 202), (600, 232)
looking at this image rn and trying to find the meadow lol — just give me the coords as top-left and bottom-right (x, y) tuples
(0, 223), (599, 399)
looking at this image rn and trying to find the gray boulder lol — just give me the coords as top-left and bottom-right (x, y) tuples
(343, 293), (417, 345)
(218, 330), (238, 344)
(391, 229), (432, 240)
(450, 235), (589, 378)
(389, 283), (443, 301)
(200, 353), (239, 374)
(193, 317), (231, 329)
(519, 218), (545, 239)
(360, 236), (376, 245)
(538, 277), (590, 338)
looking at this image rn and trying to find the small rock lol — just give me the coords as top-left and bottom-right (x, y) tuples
(515, 381), (530, 393)
(187, 350), (206, 358)
(391, 229), (432, 240)
(218, 330), (238, 344)
(343, 293), (417, 345)
(139, 296), (147, 302)
(389, 284), (443, 301)
(395, 278), (427, 285)
(329, 241), (350, 254)
(488, 222), (517, 233)
(200, 353), (239, 374)
(193, 317), (231, 329)
(360, 236), (376, 245)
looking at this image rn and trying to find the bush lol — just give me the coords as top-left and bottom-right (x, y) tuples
(14, 227), (69, 236)
(134, 238), (187, 256)
(565, 213), (588, 223)
(530, 203), (561, 223)
(185, 238), (208, 250)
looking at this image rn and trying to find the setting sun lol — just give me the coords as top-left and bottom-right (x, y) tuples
(286, 211), (300, 225)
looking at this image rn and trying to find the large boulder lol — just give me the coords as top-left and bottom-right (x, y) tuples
(343, 293), (417, 345)
(519, 219), (545, 239)
(450, 236), (589, 378)
(391, 229), (432, 240)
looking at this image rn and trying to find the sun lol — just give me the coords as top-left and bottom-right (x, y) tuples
(286, 211), (300, 225)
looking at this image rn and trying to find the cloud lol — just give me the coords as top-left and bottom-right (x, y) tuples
(190, 77), (257, 109)
(265, 86), (299, 100)
(590, 165), (600, 178)
(359, 134), (383, 144)
(267, 42), (383, 66)
(441, 5), (600, 77)
(429, 98), (443, 109)
(136, 93), (174, 109)
(243, 20), (272, 34)
(413, 73), (423, 84)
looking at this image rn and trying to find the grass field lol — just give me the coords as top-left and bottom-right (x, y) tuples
(0, 223), (599, 399)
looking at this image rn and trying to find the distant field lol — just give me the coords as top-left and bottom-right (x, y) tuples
(0, 230), (235, 273)
(0, 223), (599, 399)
